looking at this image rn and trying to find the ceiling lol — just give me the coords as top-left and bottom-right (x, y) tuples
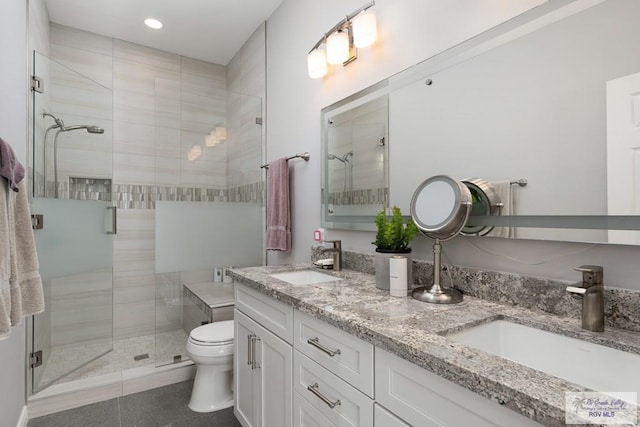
(44, 0), (283, 65)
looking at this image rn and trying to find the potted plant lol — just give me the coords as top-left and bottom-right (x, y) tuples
(372, 206), (418, 290)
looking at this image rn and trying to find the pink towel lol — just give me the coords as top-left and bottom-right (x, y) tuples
(0, 137), (25, 192)
(266, 158), (291, 251)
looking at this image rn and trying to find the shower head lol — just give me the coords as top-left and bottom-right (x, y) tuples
(43, 112), (65, 129)
(328, 154), (346, 164)
(59, 124), (105, 134)
(328, 153), (349, 164)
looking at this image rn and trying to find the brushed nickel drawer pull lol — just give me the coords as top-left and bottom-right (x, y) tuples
(307, 337), (341, 357)
(247, 334), (254, 366)
(307, 382), (341, 409)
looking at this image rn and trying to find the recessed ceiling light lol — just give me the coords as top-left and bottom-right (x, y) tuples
(144, 18), (163, 29)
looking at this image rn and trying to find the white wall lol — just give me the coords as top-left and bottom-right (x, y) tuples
(0, 0), (28, 424)
(265, 0), (640, 291)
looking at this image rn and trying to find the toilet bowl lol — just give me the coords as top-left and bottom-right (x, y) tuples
(186, 320), (234, 412)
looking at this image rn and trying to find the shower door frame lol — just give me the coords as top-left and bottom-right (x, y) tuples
(27, 50), (115, 395)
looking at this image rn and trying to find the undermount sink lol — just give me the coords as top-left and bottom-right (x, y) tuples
(446, 320), (640, 399)
(269, 270), (342, 286)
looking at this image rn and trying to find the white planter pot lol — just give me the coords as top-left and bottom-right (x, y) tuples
(374, 251), (412, 291)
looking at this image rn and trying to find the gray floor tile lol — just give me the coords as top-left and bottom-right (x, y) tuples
(27, 381), (241, 427)
(119, 382), (191, 427)
(178, 408), (242, 427)
(27, 398), (120, 427)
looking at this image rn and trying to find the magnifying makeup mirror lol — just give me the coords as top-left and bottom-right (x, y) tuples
(460, 178), (502, 236)
(410, 175), (472, 304)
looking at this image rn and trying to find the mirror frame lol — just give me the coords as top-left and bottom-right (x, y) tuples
(321, 0), (640, 237)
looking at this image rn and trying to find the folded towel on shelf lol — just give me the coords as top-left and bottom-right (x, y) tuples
(487, 180), (515, 238)
(265, 158), (291, 251)
(0, 137), (25, 192)
(0, 178), (45, 340)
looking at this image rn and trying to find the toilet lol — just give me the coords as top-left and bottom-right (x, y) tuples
(186, 320), (235, 412)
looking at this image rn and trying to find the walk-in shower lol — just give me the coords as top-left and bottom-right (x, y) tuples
(28, 44), (264, 417)
(43, 112), (105, 197)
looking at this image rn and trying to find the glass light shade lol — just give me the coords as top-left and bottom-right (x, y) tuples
(352, 11), (377, 48)
(215, 126), (227, 140)
(326, 31), (350, 64)
(307, 49), (327, 79)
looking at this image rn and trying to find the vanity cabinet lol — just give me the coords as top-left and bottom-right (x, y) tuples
(293, 310), (374, 427)
(234, 284), (294, 427)
(375, 347), (542, 427)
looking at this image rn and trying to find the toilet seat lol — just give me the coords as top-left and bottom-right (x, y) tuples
(189, 320), (234, 346)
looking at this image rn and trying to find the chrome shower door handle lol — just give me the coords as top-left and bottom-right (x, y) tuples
(106, 206), (117, 235)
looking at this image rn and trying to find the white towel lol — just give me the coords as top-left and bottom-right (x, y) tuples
(0, 179), (45, 340)
(487, 181), (515, 238)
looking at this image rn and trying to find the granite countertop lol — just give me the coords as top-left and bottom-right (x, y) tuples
(183, 282), (235, 308)
(228, 264), (640, 427)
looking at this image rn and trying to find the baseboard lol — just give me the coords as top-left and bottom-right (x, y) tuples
(17, 406), (28, 427)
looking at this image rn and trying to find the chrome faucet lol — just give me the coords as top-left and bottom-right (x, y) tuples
(566, 265), (604, 332)
(321, 240), (342, 271)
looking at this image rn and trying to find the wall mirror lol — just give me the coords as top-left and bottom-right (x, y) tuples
(322, 86), (389, 230)
(321, 0), (640, 245)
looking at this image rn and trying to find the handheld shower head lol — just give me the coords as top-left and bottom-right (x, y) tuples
(60, 124), (105, 134)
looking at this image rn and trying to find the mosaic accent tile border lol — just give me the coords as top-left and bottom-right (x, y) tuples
(33, 179), (264, 209)
(328, 187), (387, 206)
(311, 246), (640, 333)
(69, 177), (112, 202)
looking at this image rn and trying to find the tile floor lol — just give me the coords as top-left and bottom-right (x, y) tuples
(37, 330), (189, 388)
(27, 380), (241, 427)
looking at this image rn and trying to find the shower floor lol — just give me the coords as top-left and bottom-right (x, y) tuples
(38, 329), (189, 388)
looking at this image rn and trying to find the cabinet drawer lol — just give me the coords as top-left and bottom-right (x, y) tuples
(375, 348), (542, 427)
(374, 404), (410, 427)
(294, 351), (373, 427)
(294, 391), (336, 427)
(294, 310), (373, 397)
(235, 283), (293, 343)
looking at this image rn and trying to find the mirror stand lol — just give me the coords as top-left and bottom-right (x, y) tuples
(411, 238), (463, 304)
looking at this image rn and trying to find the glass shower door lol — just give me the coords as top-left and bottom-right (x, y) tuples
(30, 51), (114, 393)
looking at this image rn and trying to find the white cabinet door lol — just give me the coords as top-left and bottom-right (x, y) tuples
(235, 309), (260, 427)
(235, 308), (293, 427)
(258, 319), (293, 427)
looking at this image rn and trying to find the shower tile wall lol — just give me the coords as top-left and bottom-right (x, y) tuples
(50, 23), (265, 341)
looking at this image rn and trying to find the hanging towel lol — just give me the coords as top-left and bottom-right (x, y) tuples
(266, 158), (291, 251)
(0, 177), (45, 340)
(487, 181), (515, 238)
(0, 137), (25, 192)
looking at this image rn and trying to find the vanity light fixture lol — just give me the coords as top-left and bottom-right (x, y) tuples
(307, 1), (377, 79)
(144, 18), (163, 29)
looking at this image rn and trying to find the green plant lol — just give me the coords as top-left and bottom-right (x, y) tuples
(372, 206), (418, 252)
